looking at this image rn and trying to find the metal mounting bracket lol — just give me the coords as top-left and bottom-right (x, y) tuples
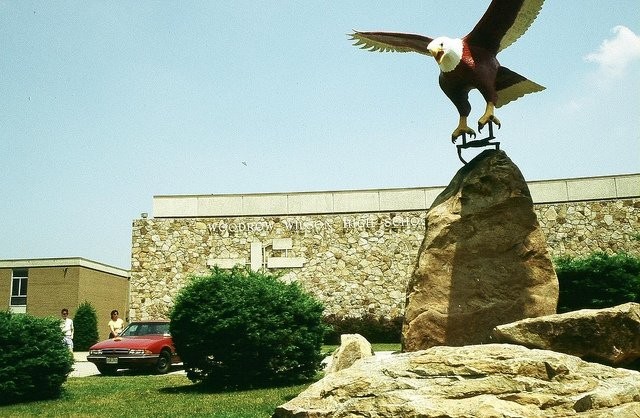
(456, 121), (500, 164)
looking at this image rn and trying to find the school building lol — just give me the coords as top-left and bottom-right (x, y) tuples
(0, 257), (130, 340)
(130, 174), (639, 322)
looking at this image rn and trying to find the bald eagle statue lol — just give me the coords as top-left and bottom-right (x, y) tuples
(350, 0), (546, 142)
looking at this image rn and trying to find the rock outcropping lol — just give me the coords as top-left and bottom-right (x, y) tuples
(273, 344), (640, 417)
(403, 150), (559, 350)
(493, 302), (640, 368)
(325, 334), (374, 374)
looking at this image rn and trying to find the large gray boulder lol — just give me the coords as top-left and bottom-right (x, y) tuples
(403, 150), (558, 351)
(493, 302), (640, 367)
(273, 344), (640, 417)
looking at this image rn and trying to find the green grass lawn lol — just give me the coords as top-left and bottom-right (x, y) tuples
(0, 374), (309, 418)
(1, 343), (400, 417)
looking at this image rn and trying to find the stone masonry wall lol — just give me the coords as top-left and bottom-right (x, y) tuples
(130, 198), (640, 321)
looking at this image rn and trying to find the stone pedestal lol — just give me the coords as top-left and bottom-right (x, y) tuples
(402, 150), (558, 351)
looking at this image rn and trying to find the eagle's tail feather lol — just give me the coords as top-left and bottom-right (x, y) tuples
(495, 66), (545, 108)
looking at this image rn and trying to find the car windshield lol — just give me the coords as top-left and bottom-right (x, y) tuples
(120, 322), (170, 337)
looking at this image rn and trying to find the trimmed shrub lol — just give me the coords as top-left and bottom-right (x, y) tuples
(323, 314), (402, 344)
(0, 311), (73, 404)
(73, 301), (99, 351)
(555, 252), (640, 313)
(170, 267), (326, 389)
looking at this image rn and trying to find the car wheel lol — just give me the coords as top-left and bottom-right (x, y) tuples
(97, 365), (118, 376)
(155, 350), (171, 374)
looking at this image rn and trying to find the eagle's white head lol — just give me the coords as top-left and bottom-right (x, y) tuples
(427, 37), (463, 73)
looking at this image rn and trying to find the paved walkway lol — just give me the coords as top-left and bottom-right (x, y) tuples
(70, 352), (99, 377)
(69, 352), (186, 378)
(69, 351), (390, 378)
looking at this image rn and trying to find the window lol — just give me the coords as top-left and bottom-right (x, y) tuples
(11, 269), (28, 306)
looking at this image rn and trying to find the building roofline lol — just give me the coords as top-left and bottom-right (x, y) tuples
(0, 257), (130, 278)
(151, 173), (640, 218)
(152, 173), (639, 200)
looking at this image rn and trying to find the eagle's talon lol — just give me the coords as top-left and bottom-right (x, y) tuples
(478, 113), (501, 132)
(451, 126), (476, 143)
(450, 132), (475, 144)
(451, 116), (476, 142)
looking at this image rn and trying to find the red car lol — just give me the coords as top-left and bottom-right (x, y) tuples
(87, 320), (180, 375)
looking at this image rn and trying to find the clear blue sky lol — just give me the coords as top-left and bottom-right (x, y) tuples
(2, 1), (639, 269)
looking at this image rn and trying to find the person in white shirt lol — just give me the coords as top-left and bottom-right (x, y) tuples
(60, 308), (74, 352)
(108, 310), (124, 338)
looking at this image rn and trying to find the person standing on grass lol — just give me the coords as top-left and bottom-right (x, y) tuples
(60, 308), (74, 352)
(108, 309), (124, 338)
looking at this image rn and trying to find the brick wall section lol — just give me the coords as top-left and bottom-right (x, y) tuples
(130, 198), (640, 321)
(27, 267), (80, 317)
(78, 268), (130, 340)
(0, 263), (129, 340)
(0, 269), (12, 309)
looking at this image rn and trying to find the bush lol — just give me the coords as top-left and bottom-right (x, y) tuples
(170, 267), (326, 389)
(555, 252), (640, 313)
(323, 314), (402, 344)
(73, 301), (99, 351)
(0, 311), (73, 404)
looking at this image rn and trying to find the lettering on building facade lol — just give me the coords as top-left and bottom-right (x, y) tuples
(205, 215), (426, 237)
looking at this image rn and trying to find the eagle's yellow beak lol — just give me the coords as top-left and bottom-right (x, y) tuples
(428, 46), (444, 64)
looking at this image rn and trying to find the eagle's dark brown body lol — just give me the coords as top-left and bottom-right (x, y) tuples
(440, 44), (500, 118)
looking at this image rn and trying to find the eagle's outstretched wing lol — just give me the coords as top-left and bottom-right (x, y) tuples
(465, 0), (545, 53)
(349, 31), (433, 55)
